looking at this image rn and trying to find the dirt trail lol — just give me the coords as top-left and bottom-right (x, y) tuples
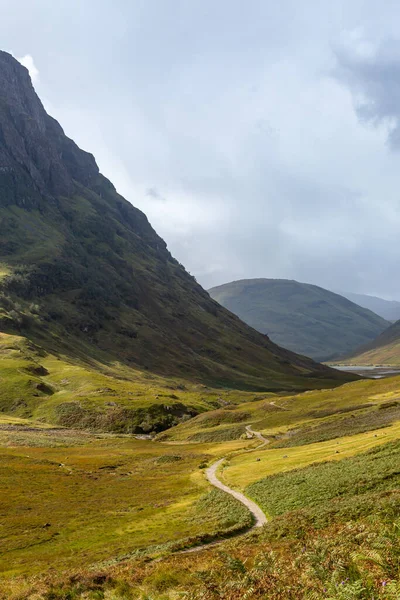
(206, 458), (267, 527)
(177, 425), (268, 554)
(245, 425), (269, 448)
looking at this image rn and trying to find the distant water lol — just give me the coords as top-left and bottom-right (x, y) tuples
(334, 365), (400, 379)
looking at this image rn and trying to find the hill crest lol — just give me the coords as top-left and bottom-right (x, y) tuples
(0, 50), (351, 404)
(209, 278), (389, 361)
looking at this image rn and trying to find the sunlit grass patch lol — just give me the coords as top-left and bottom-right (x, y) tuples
(0, 428), (252, 578)
(221, 420), (400, 489)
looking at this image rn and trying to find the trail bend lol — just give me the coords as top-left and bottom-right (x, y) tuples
(177, 425), (268, 554)
(206, 458), (267, 527)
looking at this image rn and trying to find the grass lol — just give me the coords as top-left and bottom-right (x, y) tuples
(1, 361), (400, 598)
(4, 446), (400, 599)
(220, 420), (400, 489)
(0, 429), (252, 578)
(0, 332), (266, 433)
(270, 401), (400, 447)
(0, 263), (10, 280)
(162, 374), (400, 445)
(247, 439), (400, 517)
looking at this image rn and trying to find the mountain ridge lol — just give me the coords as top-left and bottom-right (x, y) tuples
(337, 290), (400, 322)
(209, 278), (389, 361)
(342, 319), (400, 365)
(0, 48), (352, 433)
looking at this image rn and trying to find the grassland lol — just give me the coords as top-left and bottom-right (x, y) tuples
(0, 426), (253, 579)
(2, 371), (400, 599)
(0, 331), (266, 433)
(220, 420), (400, 489)
(161, 374), (400, 447)
(3, 431), (400, 599)
(247, 438), (400, 518)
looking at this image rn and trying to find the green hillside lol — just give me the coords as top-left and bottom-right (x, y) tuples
(209, 278), (389, 361)
(0, 51), (354, 433)
(3, 373), (400, 599)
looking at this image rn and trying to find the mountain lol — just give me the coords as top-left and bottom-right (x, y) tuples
(343, 320), (400, 365)
(0, 51), (354, 430)
(208, 279), (390, 361)
(338, 291), (400, 322)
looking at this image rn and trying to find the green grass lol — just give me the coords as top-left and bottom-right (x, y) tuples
(220, 420), (400, 489)
(0, 263), (10, 280)
(0, 430), (252, 578)
(162, 374), (400, 445)
(0, 332), (266, 433)
(270, 401), (400, 447)
(247, 439), (400, 518)
(2, 374), (400, 599)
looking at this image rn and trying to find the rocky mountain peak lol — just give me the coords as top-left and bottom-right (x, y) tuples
(0, 51), (98, 201)
(0, 51), (46, 131)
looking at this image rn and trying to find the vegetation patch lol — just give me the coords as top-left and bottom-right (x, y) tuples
(271, 402), (400, 447)
(247, 439), (400, 517)
(188, 424), (246, 442)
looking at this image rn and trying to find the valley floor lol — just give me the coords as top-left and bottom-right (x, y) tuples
(2, 373), (400, 599)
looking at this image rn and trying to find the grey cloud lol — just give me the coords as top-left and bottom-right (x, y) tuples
(2, 0), (400, 299)
(333, 36), (400, 149)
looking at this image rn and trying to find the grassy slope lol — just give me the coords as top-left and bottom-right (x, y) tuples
(209, 278), (389, 361)
(344, 320), (400, 365)
(247, 438), (400, 517)
(161, 373), (400, 443)
(0, 424), (253, 578)
(0, 331), (274, 432)
(3, 376), (400, 598)
(221, 420), (400, 489)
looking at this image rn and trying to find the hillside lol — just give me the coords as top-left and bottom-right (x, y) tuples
(339, 290), (400, 322)
(3, 372), (400, 598)
(344, 319), (400, 365)
(0, 51), (355, 431)
(209, 278), (389, 361)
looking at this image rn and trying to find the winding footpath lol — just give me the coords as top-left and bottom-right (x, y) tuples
(206, 458), (267, 527)
(178, 425), (269, 554)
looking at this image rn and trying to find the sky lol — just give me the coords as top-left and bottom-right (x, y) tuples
(1, 0), (400, 298)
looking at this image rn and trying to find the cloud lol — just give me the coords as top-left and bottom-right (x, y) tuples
(17, 54), (39, 84)
(2, 1), (400, 299)
(333, 32), (400, 150)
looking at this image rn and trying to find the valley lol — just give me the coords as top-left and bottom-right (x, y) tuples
(334, 365), (400, 378)
(1, 47), (400, 600)
(2, 373), (400, 599)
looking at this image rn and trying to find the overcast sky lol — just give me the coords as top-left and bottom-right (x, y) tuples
(2, 0), (400, 298)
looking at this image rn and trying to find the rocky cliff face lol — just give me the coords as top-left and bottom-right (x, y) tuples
(0, 50), (353, 391)
(0, 51), (97, 201)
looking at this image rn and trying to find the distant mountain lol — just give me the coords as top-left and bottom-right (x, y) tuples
(209, 279), (390, 361)
(338, 291), (400, 322)
(0, 49), (351, 431)
(343, 320), (400, 365)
